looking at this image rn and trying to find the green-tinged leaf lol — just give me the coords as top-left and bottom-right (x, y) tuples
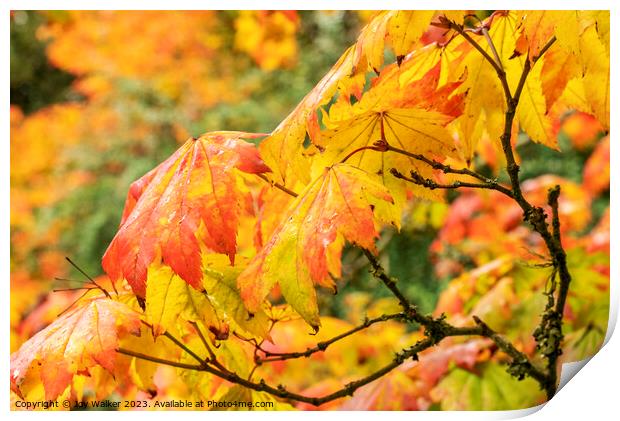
(201, 255), (270, 339)
(238, 164), (398, 329)
(432, 364), (545, 410)
(145, 264), (221, 337)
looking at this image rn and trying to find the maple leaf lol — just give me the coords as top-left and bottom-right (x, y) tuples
(102, 131), (270, 297)
(260, 11), (437, 186)
(449, 11), (560, 149)
(506, 54), (556, 148)
(353, 10), (436, 73)
(540, 47), (580, 110)
(10, 297), (141, 400)
(387, 11), (436, 63)
(237, 164), (398, 329)
(201, 254), (271, 339)
(145, 264), (223, 337)
(450, 11), (521, 161)
(413, 339), (490, 387)
(145, 255), (271, 339)
(431, 364), (545, 410)
(317, 56), (463, 207)
(578, 23), (609, 130)
(518, 11), (558, 62)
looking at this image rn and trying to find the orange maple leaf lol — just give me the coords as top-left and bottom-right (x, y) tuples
(102, 132), (270, 297)
(10, 297), (141, 400)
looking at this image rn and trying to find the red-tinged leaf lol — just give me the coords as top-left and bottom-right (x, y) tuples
(518, 11), (557, 62)
(237, 164), (397, 329)
(413, 339), (490, 387)
(583, 135), (609, 197)
(583, 207), (609, 255)
(102, 132), (270, 297)
(260, 11), (441, 186)
(340, 370), (425, 410)
(562, 112), (605, 151)
(540, 47), (580, 110)
(317, 55), (462, 207)
(253, 185), (295, 250)
(521, 175), (592, 233)
(10, 297), (141, 400)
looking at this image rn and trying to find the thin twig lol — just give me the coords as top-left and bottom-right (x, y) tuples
(256, 173), (299, 197)
(52, 287), (98, 292)
(482, 26), (503, 70)
(117, 348), (205, 371)
(255, 313), (407, 363)
(473, 316), (548, 385)
(189, 321), (225, 371)
(361, 248), (418, 316)
(65, 257), (113, 298)
(446, 21), (512, 102)
(385, 144), (504, 188)
(391, 168), (514, 197)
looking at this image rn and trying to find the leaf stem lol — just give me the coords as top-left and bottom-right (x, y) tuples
(189, 321), (227, 371)
(117, 348), (205, 371)
(256, 173), (299, 198)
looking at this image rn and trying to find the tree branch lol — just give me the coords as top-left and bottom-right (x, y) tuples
(444, 20), (512, 103)
(249, 30), (565, 402)
(384, 144), (512, 196)
(390, 168), (514, 197)
(123, 317), (547, 407)
(472, 316), (548, 385)
(361, 248), (420, 317)
(474, 32), (567, 398)
(117, 348), (205, 371)
(254, 312), (408, 363)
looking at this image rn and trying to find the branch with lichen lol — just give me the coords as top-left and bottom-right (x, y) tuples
(424, 17), (566, 398)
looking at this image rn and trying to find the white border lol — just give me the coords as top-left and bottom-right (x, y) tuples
(4, 1), (618, 420)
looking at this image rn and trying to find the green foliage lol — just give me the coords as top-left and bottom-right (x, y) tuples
(10, 11), (76, 114)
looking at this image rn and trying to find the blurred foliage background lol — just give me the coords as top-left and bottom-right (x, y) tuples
(10, 10), (609, 350)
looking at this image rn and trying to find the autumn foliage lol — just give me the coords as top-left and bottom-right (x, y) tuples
(11, 10), (609, 411)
